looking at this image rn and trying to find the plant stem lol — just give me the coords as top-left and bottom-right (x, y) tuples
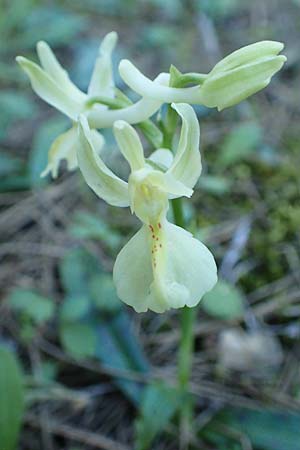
(178, 306), (195, 390)
(171, 197), (196, 447)
(161, 67), (197, 442)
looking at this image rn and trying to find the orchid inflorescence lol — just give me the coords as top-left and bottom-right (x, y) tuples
(16, 33), (286, 313)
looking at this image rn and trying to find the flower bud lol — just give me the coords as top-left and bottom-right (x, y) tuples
(199, 41), (286, 111)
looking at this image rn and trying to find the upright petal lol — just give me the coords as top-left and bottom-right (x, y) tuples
(37, 41), (86, 105)
(167, 103), (201, 189)
(113, 120), (145, 171)
(77, 116), (129, 207)
(88, 31), (117, 98)
(16, 57), (84, 119)
(113, 220), (217, 313)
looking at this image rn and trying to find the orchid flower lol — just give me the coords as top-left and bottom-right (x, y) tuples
(77, 103), (217, 313)
(16, 32), (165, 177)
(118, 41), (286, 111)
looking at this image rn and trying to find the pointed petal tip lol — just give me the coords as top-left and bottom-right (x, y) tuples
(36, 40), (48, 50)
(277, 41), (285, 51)
(40, 164), (57, 179)
(40, 168), (49, 178)
(171, 101), (183, 110)
(119, 59), (132, 72)
(106, 30), (118, 42)
(278, 54), (287, 64)
(258, 40), (285, 52)
(171, 102), (193, 113)
(15, 56), (26, 65)
(100, 31), (118, 53)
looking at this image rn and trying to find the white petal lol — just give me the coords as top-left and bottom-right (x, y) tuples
(113, 225), (153, 313)
(77, 116), (129, 207)
(16, 56), (85, 120)
(88, 31), (117, 98)
(147, 148), (174, 170)
(167, 103), (201, 189)
(119, 59), (203, 103)
(163, 173), (193, 198)
(113, 120), (145, 171)
(128, 169), (192, 224)
(41, 125), (105, 178)
(41, 126), (78, 178)
(113, 220), (217, 313)
(37, 41), (86, 105)
(87, 72), (169, 128)
(161, 222), (217, 309)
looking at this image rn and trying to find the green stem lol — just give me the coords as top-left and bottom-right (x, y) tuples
(159, 65), (199, 443)
(171, 198), (196, 443)
(172, 198), (195, 395)
(178, 306), (195, 390)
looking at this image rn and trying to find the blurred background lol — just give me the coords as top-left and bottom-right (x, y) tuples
(1, 0), (300, 449)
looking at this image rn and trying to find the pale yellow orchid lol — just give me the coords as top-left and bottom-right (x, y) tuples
(77, 104), (217, 313)
(16, 32), (165, 177)
(118, 41), (286, 111)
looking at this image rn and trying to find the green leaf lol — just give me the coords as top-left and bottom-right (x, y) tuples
(0, 174), (30, 193)
(59, 247), (102, 297)
(135, 382), (182, 450)
(0, 152), (23, 177)
(69, 212), (122, 252)
(89, 274), (122, 314)
(8, 289), (55, 324)
(0, 346), (25, 450)
(60, 323), (97, 359)
(95, 312), (150, 405)
(222, 408), (300, 450)
(19, 7), (86, 49)
(218, 123), (262, 168)
(0, 91), (36, 139)
(28, 116), (68, 187)
(201, 280), (244, 319)
(59, 296), (90, 322)
(198, 0), (240, 18)
(198, 175), (232, 195)
(59, 247), (150, 403)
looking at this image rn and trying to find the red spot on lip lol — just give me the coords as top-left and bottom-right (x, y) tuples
(158, 222), (161, 229)
(149, 225), (154, 232)
(156, 237), (159, 241)
(152, 235), (155, 239)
